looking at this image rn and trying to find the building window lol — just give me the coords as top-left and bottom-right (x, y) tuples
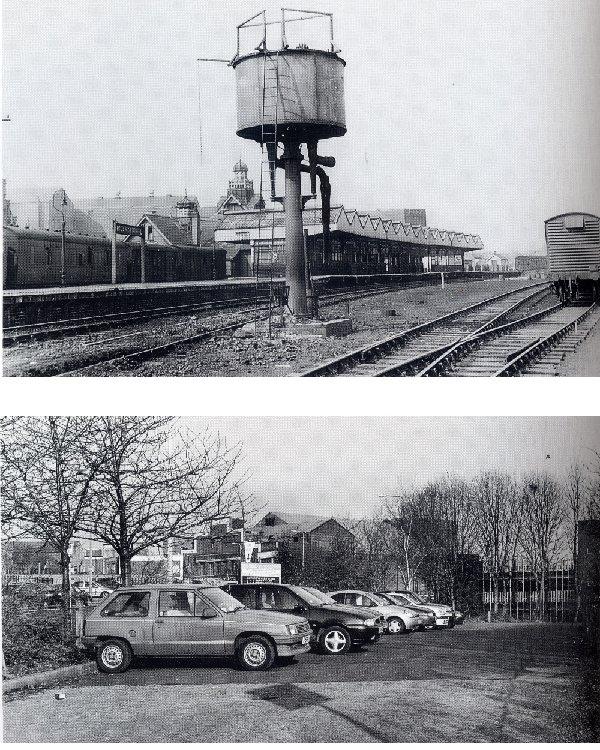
(46, 247), (52, 265)
(105, 249), (111, 266)
(78, 253), (83, 267)
(87, 247), (94, 266)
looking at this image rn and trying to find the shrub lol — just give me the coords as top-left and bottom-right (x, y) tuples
(2, 584), (86, 677)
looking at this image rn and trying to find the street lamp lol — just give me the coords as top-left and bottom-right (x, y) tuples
(52, 190), (68, 286)
(383, 517), (405, 590)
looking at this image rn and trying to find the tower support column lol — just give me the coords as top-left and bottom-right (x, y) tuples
(283, 141), (308, 317)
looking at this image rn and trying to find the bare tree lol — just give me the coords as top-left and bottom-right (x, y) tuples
(520, 472), (565, 619)
(586, 450), (600, 520)
(438, 475), (478, 609)
(565, 463), (587, 618)
(0, 417), (102, 625)
(353, 512), (396, 589)
(383, 489), (433, 592)
(79, 417), (248, 585)
(471, 472), (522, 613)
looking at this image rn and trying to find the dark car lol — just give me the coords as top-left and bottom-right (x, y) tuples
(223, 582), (386, 655)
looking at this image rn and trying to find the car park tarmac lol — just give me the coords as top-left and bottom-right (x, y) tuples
(3, 621), (597, 742)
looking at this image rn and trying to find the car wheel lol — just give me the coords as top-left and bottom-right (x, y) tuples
(318, 625), (352, 655)
(387, 617), (406, 634)
(448, 617), (456, 629)
(96, 639), (132, 674)
(236, 635), (275, 671)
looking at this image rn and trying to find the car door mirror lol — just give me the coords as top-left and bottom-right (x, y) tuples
(200, 608), (218, 619)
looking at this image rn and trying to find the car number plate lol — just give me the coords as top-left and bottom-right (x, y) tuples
(302, 635), (310, 645)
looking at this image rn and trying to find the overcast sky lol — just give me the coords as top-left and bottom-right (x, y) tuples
(181, 417), (599, 519)
(3, 0), (599, 255)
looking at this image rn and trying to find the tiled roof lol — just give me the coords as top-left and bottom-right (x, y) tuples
(145, 214), (193, 246)
(250, 511), (356, 535)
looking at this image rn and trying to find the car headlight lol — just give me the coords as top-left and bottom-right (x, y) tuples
(287, 624), (299, 635)
(363, 618), (377, 627)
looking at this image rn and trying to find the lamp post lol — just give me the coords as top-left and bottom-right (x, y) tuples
(52, 190), (68, 286)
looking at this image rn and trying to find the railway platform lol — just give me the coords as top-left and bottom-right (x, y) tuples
(3, 271), (517, 327)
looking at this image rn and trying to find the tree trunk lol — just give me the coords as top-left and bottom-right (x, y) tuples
(120, 555), (132, 586)
(493, 575), (499, 614)
(59, 548), (71, 642)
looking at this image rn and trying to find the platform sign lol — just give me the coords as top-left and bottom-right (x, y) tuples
(115, 222), (143, 237)
(112, 221), (146, 285)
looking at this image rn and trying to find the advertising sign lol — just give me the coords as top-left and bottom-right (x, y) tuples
(240, 562), (281, 584)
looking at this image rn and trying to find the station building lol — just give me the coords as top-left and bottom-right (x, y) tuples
(215, 205), (483, 278)
(464, 250), (512, 273)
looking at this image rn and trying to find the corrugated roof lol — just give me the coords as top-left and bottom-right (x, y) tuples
(216, 205), (483, 249)
(219, 207), (331, 232)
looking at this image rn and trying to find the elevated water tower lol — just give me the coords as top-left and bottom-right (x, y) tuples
(232, 9), (347, 317)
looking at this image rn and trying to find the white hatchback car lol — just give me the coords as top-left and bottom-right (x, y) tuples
(327, 589), (422, 633)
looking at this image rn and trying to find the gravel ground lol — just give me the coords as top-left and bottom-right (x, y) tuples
(557, 312), (600, 376)
(3, 621), (597, 742)
(76, 278), (534, 377)
(3, 305), (262, 377)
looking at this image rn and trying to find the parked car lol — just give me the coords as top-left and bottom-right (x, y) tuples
(96, 577), (122, 591)
(374, 592), (437, 630)
(223, 582), (386, 655)
(380, 590), (461, 628)
(82, 584), (312, 673)
(298, 586), (383, 643)
(73, 581), (114, 600)
(328, 589), (430, 633)
(42, 584), (92, 607)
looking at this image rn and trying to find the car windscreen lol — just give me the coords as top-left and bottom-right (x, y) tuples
(288, 586), (324, 606)
(299, 587), (337, 605)
(375, 593), (396, 605)
(409, 593), (426, 604)
(368, 593), (390, 606)
(202, 587), (244, 613)
(101, 591), (149, 617)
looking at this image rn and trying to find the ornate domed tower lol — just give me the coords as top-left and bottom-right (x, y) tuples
(228, 160), (255, 206)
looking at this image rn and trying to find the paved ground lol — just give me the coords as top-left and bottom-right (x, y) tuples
(3, 621), (598, 742)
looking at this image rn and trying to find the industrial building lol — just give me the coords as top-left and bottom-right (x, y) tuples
(514, 255), (548, 273)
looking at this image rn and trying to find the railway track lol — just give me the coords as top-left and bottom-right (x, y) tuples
(299, 283), (551, 377)
(2, 278), (427, 347)
(416, 302), (598, 376)
(44, 283), (419, 377)
(2, 295), (266, 346)
(496, 303), (599, 377)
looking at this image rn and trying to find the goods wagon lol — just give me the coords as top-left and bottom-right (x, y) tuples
(3, 227), (226, 290)
(545, 213), (600, 301)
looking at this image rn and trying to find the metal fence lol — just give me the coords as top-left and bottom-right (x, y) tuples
(481, 563), (578, 621)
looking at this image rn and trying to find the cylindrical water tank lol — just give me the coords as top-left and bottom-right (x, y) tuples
(233, 48), (346, 143)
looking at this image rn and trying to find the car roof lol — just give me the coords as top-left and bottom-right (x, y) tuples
(111, 584), (221, 592)
(229, 582), (288, 587)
